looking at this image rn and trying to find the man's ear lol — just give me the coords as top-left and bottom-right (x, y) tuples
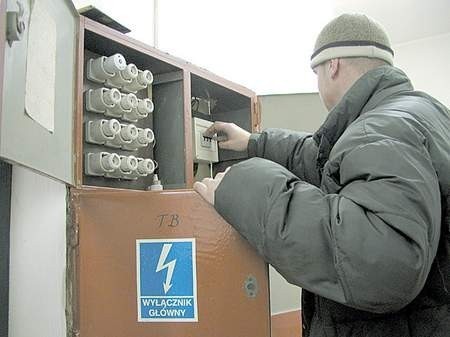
(328, 58), (340, 79)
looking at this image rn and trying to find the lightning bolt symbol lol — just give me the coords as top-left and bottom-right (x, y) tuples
(156, 244), (177, 294)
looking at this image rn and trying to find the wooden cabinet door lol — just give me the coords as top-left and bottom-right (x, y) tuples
(68, 189), (270, 337)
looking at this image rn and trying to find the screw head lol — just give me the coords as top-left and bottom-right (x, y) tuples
(17, 20), (25, 34)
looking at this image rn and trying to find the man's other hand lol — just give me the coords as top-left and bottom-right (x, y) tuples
(193, 168), (230, 205)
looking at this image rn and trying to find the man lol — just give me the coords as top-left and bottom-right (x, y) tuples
(194, 13), (450, 337)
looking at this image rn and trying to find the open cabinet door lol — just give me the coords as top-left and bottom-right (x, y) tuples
(0, 0), (78, 184)
(68, 189), (271, 337)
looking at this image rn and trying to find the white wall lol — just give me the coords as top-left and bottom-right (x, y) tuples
(157, 0), (332, 94)
(9, 167), (67, 337)
(394, 32), (450, 107)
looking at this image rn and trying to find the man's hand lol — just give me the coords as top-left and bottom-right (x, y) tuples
(193, 168), (230, 205)
(203, 122), (250, 152)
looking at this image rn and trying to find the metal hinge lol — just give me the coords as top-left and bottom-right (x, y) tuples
(244, 275), (259, 298)
(70, 330), (80, 337)
(6, 0), (26, 44)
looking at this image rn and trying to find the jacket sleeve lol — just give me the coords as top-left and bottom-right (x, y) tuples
(248, 129), (320, 185)
(215, 136), (441, 313)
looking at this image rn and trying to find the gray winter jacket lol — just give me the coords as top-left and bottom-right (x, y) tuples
(215, 66), (450, 336)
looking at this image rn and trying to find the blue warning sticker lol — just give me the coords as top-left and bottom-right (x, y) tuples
(136, 238), (198, 322)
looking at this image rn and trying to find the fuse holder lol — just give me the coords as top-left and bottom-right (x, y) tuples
(106, 63), (139, 89)
(137, 128), (155, 146)
(122, 69), (153, 93)
(120, 155), (138, 173)
(87, 53), (127, 83)
(123, 98), (154, 122)
(122, 127), (155, 151)
(85, 119), (121, 145)
(106, 93), (138, 118)
(105, 155), (139, 179)
(85, 152), (121, 176)
(106, 123), (139, 149)
(85, 87), (121, 114)
(137, 158), (156, 175)
(127, 158), (156, 180)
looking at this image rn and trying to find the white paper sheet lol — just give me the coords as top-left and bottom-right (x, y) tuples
(24, 0), (57, 133)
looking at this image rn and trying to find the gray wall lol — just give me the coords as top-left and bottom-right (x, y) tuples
(259, 92), (328, 314)
(260, 92), (328, 133)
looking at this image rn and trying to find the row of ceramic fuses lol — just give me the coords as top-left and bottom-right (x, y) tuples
(84, 119), (156, 180)
(85, 118), (154, 151)
(85, 87), (153, 123)
(85, 152), (157, 180)
(86, 54), (153, 93)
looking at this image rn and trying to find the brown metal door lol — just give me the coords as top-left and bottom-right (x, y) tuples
(68, 189), (270, 337)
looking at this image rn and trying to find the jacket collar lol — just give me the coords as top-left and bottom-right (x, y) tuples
(313, 66), (413, 172)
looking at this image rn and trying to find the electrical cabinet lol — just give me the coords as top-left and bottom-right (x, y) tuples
(0, 1), (269, 335)
(66, 13), (269, 337)
(74, 19), (258, 191)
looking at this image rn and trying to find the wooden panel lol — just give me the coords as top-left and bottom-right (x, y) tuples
(69, 189), (270, 337)
(253, 96), (262, 133)
(271, 310), (302, 337)
(183, 70), (194, 187)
